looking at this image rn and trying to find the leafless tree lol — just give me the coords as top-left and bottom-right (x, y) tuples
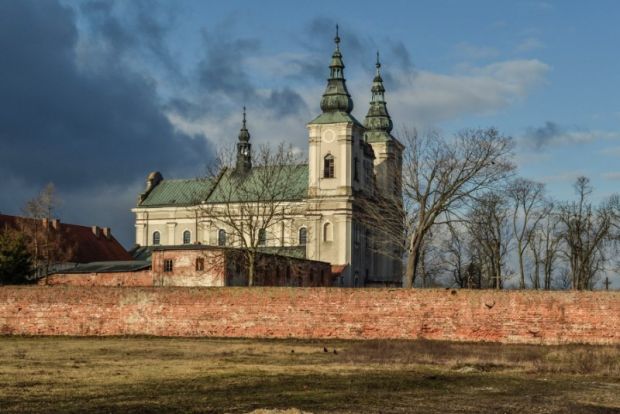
(465, 192), (512, 289)
(557, 177), (617, 290)
(20, 184), (71, 277)
(198, 143), (307, 286)
(401, 127), (514, 288)
(526, 205), (562, 289)
(506, 178), (548, 288)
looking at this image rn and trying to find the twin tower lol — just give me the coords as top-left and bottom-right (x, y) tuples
(236, 26), (404, 286)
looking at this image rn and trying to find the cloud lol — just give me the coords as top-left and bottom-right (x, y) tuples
(522, 122), (620, 149)
(601, 172), (620, 181)
(515, 37), (544, 53)
(387, 59), (550, 126)
(0, 0), (214, 245)
(454, 42), (499, 60)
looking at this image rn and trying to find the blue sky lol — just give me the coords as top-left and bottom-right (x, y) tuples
(0, 0), (619, 248)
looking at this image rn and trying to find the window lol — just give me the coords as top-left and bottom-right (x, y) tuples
(182, 230), (191, 245)
(354, 271), (359, 287)
(152, 231), (160, 245)
(323, 154), (335, 178)
(323, 222), (333, 242)
(163, 259), (173, 273)
(218, 229), (227, 246)
(195, 258), (204, 271)
(354, 157), (359, 181)
(258, 229), (266, 246)
(298, 227), (307, 246)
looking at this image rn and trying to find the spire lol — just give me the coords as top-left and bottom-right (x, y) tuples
(364, 51), (393, 142)
(236, 106), (251, 173)
(319, 25), (353, 114)
(238, 106), (250, 142)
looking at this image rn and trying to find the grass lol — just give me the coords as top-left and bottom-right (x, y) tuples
(0, 337), (618, 413)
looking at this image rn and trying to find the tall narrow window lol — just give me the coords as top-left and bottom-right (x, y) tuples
(258, 229), (267, 246)
(354, 157), (359, 181)
(323, 222), (333, 242)
(323, 154), (335, 178)
(182, 230), (191, 244)
(152, 231), (160, 245)
(195, 258), (204, 271)
(218, 229), (227, 246)
(298, 227), (307, 246)
(163, 259), (173, 273)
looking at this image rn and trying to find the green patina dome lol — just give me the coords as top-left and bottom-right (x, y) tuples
(319, 26), (354, 114)
(364, 52), (394, 143)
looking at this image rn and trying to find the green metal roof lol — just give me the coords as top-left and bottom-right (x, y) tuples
(139, 178), (215, 207)
(55, 261), (151, 274)
(207, 164), (308, 203)
(308, 111), (363, 127)
(138, 165), (308, 207)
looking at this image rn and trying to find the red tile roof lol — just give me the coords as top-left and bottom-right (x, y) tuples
(0, 214), (132, 263)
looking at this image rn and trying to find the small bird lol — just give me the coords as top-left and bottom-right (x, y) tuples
(291, 349), (295, 354)
(323, 346), (328, 353)
(333, 349), (338, 355)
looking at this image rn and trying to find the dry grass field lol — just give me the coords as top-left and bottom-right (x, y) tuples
(0, 337), (618, 413)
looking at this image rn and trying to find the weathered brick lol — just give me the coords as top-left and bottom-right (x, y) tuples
(0, 287), (618, 344)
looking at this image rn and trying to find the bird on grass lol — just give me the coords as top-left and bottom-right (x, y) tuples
(323, 346), (328, 353)
(333, 349), (338, 355)
(291, 349), (295, 354)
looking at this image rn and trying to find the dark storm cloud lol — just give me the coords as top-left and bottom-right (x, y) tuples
(523, 121), (563, 149)
(0, 0), (213, 191)
(79, 0), (180, 77)
(168, 27), (309, 121)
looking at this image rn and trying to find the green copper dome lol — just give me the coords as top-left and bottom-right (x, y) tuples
(364, 52), (394, 143)
(319, 26), (354, 114)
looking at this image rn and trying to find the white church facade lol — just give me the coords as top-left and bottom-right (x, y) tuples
(132, 29), (404, 287)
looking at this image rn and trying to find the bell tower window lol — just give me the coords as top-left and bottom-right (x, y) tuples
(323, 154), (335, 178)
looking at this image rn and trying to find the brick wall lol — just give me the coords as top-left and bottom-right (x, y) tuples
(0, 287), (618, 344)
(39, 271), (152, 287)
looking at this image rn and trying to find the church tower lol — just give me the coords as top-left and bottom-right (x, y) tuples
(364, 52), (403, 198)
(236, 107), (252, 174)
(305, 26), (368, 285)
(363, 53), (404, 285)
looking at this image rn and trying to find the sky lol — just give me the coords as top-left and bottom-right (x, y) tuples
(0, 0), (619, 249)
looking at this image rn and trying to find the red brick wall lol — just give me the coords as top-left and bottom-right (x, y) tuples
(39, 271), (152, 287)
(152, 249), (226, 287)
(0, 287), (618, 344)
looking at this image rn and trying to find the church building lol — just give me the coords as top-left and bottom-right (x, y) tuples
(132, 29), (404, 287)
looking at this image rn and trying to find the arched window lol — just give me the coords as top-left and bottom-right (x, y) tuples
(298, 227), (307, 246)
(258, 229), (267, 246)
(323, 154), (335, 178)
(182, 230), (191, 244)
(218, 229), (227, 246)
(323, 222), (333, 242)
(152, 231), (160, 245)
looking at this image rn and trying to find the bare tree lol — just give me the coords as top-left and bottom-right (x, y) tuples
(401, 128), (514, 288)
(557, 177), (617, 290)
(506, 178), (548, 289)
(198, 143), (307, 286)
(20, 183), (70, 277)
(465, 192), (512, 289)
(527, 206), (562, 289)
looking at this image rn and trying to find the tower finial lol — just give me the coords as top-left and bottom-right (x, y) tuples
(242, 105), (246, 128)
(334, 24), (340, 49)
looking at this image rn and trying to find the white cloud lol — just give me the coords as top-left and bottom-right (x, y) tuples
(454, 42), (499, 60)
(388, 59), (550, 127)
(515, 37), (544, 53)
(601, 172), (620, 181)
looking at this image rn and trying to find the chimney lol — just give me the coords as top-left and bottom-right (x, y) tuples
(92, 226), (100, 238)
(102, 227), (111, 239)
(51, 219), (60, 230)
